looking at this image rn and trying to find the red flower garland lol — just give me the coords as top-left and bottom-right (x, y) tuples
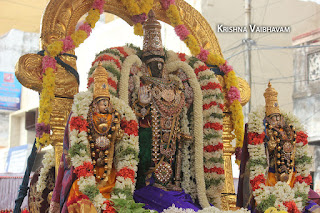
(111, 47), (129, 57)
(204, 122), (223, 131)
(177, 53), (186, 61)
(116, 167), (135, 182)
(296, 131), (308, 145)
(103, 200), (116, 213)
(250, 174), (266, 191)
(283, 201), (300, 213)
(194, 64), (208, 75)
(87, 77), (94, 88)
(201, 82), (222, 91)
(74, 161), (94, 177)
(120, 119), (138, 136)
(108, 78), (118, 90)
(203, 101), (224, 110)
(69, 116), (88, 132)
(294, 174), (312, 185)
(248, 132), (265, 145)
(204, 143), (223, 152)
(204, 166), (224, 174)
(92, 55), (121, 69)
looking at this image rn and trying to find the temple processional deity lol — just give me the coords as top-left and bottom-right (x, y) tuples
(237, 83), (319, 213)
(48, 10), (227, 213)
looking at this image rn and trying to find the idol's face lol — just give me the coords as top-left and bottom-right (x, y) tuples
(97, 98), (110, 114)
(148, 61), (164, 78)
(270, 114), (281, 127)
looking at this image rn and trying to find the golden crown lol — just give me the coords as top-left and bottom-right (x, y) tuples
(93, 62), (110, 100)
(142, 10), (165, 64)
(264, 82), (280, 116)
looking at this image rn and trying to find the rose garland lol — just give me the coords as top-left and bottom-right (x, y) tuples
(120, 0), (154, 36)
(36, 148), (55, 193)
(248, 107), (312, 213)
(35, 0), (105, 148)
(68, 89), (140, 212)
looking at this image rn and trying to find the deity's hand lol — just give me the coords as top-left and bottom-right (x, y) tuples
(139, 86), (152, 105)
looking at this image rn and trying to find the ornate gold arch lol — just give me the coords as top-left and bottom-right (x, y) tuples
(15, 0), (249, 210)
(39, 0), (222, 55)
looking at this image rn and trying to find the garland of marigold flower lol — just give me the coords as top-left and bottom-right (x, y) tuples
(35, 0), (105, 148)
(150, 0), (245, 165)
(120, 0), (154, 36)
(248, 107), (312, 213)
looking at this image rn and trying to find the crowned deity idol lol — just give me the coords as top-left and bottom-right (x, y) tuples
(49, 63), (142, 213)
(263, 83), (296, 185)
(237, 83), (320, 213)
(130, 11), (199, 211)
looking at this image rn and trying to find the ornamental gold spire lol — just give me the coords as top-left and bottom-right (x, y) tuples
(93, 62), (110, 100)
(142, 10), (165, 64)
(264, 82), (280, 116)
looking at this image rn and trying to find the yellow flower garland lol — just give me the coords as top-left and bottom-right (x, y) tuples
(166, 4), (183, 26)
(120, 0), (154, 36)
(36, 68), (56, 148)
(36, 5), (104, 148)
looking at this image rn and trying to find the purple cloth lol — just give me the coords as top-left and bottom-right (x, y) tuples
(51, 113), (76, 213)
(134, 185), (201, 212)
(304, 200), (320, 213)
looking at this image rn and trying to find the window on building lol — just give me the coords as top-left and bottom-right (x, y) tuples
(308, 50), (320, 82)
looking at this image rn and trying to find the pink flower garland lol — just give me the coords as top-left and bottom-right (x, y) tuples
(227, 86), (241, 104)
(92, 0), (105, 13)
(132, 13), (147, 24)
(35, 122), (50, 138)
(61, 36), (76, 53)
(42, 55), (56, 72)
(161, 0), (175, 10)
(78, 23), (92, 37)
(174, 25), (189, 40)
(197, 48), (209, 62)
(219, 60), (233, 75)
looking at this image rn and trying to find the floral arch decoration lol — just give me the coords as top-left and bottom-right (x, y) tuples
(15, 0), (247, 210)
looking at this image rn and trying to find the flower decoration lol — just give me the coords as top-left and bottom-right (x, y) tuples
(247, 107), (312, 213)
(69, 116), (88, 132)
(158, 0), (245, 165)
(69, 90), (140, 212)
(36, 0), (105, 148)
(120, 0), (154, 36)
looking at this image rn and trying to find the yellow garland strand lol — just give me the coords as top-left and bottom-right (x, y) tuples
(134, 23), (144, 36)
(36, 6), (103, 148)
(36, 68), (56, 148)
(184, 35), (201, 55)
(86, 9), (101, 28)
(120, 0), (154, 36)
(166, 5), (183, 27)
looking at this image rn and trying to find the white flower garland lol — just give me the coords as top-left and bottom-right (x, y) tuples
(162, 205), (250, 213)
(166, 61), (209, 208)
(88, 46), (224, 210)
(36, 148), (55, 193)
(119, 55), (142, 105)
(248, 107), (312, 212)
(69, 90), (139, 212)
